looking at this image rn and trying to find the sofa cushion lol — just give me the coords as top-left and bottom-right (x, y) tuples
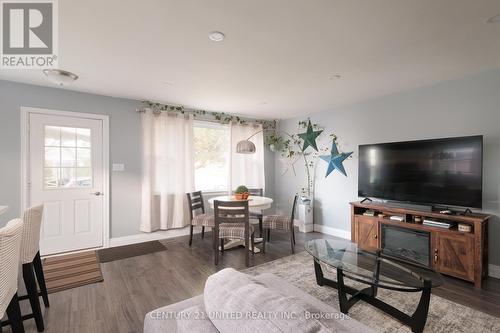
(255, 273), (374, 333)
(144, 270), (375, 333)
(176, 304), (219, 332)
(204, 268), (335, 333)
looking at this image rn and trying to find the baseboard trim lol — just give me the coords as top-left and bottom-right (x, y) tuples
(313, 224), (350, 240)
(109, 226), (202, 248)
(489, 264), (500, 279)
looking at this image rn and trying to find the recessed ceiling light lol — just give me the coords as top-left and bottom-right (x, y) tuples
(329, 74), (342, 80)
(486, 13), (500, 23)
(208, 31), (225, 42)
(42, 69), (79, 86)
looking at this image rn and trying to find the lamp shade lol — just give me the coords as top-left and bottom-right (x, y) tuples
(236, 140), (256, 154)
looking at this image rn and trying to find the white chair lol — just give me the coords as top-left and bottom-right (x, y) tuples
(18, 205), (46, 332)
(0, 218), (25, 333)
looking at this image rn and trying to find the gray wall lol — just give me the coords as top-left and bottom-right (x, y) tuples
(0, 80), (276, 238)
(0, 80), (142, 237)
(274, 69), (500, 266)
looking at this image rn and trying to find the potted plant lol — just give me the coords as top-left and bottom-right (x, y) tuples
(265, 132), (284, 152)
(234, 185), (249, 200)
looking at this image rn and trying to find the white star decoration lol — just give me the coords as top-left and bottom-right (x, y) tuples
(279, 156), (300, 176)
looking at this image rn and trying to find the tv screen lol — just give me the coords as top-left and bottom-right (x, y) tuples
(358, 136), (483, 208)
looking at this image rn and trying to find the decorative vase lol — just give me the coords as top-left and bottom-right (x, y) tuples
(235, 192), (249, 200)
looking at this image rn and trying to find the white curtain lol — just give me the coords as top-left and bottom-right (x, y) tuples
(140, 110), (195, 232)
(229, 122), (265, 192)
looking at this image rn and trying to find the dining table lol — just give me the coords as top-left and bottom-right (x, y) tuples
(208, 195), (273, 253)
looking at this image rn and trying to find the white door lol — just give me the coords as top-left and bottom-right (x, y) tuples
(29, 112), (105, 255)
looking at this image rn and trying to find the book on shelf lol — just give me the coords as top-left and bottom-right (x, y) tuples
(363, 210), (376, 217)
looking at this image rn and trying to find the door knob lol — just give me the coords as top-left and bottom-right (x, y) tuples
(92, 191), (103, 196)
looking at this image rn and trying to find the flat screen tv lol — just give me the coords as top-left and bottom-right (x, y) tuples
(358, 136), (483, 209)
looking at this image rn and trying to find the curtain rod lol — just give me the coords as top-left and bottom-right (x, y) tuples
(136, 102), (276, 129)
(136, 108), (261, 126)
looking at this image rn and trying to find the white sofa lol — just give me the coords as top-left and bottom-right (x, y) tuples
(144, 268), (374, 333)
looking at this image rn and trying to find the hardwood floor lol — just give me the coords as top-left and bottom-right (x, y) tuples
(5, 229), (500, 333)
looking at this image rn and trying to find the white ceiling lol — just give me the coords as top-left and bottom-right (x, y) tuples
(2, 0), (500, 119)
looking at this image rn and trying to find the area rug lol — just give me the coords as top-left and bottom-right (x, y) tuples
(97, 240), (167, 263)
(43, 250), (103, 293)
(244, 252), (500, 333)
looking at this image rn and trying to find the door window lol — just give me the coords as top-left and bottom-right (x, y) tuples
(43, 125), (92, 189)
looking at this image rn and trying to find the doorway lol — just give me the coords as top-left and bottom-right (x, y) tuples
(22, 107), (109, 255)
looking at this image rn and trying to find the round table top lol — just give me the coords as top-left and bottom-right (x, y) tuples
(208, 195), (273, 209)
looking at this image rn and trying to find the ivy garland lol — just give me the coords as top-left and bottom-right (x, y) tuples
(142, 100), (277, 130)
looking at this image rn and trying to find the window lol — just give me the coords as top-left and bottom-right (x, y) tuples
(43, 125), (92, 189)
(193, 122), (229, 191)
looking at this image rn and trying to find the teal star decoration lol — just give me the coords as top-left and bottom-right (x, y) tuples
(320, 142), (353, 177)
(298, 120), (323, 151)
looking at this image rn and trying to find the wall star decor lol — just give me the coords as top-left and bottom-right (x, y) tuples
(298, 120), (323, 151)
(267, 118), (351, 197)
(320, 141), (353, 177)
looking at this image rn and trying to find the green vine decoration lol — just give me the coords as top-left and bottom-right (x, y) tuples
(141, 100), (277, 130)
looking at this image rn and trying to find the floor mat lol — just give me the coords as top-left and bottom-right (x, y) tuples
(43, 250), (103, 293)
(97, 240), (167, 263)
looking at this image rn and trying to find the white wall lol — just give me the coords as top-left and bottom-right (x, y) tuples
(274, 69), (500, 265)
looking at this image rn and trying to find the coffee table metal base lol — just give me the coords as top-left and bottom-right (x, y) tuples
(313, 259), (431, 333)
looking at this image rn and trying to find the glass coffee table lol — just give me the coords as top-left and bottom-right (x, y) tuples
(305, 239), (443, 333)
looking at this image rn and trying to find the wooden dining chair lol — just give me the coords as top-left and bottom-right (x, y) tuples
(262, 195), (298, 254)
(214, 200), (255, 267)
(186, 191), (215, 246)
(248, 188), (264, 237)
(231, 188), (264, 237)
(0, 218), (25, 333)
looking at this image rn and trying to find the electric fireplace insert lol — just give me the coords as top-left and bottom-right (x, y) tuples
(381, 225), (431, 267)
